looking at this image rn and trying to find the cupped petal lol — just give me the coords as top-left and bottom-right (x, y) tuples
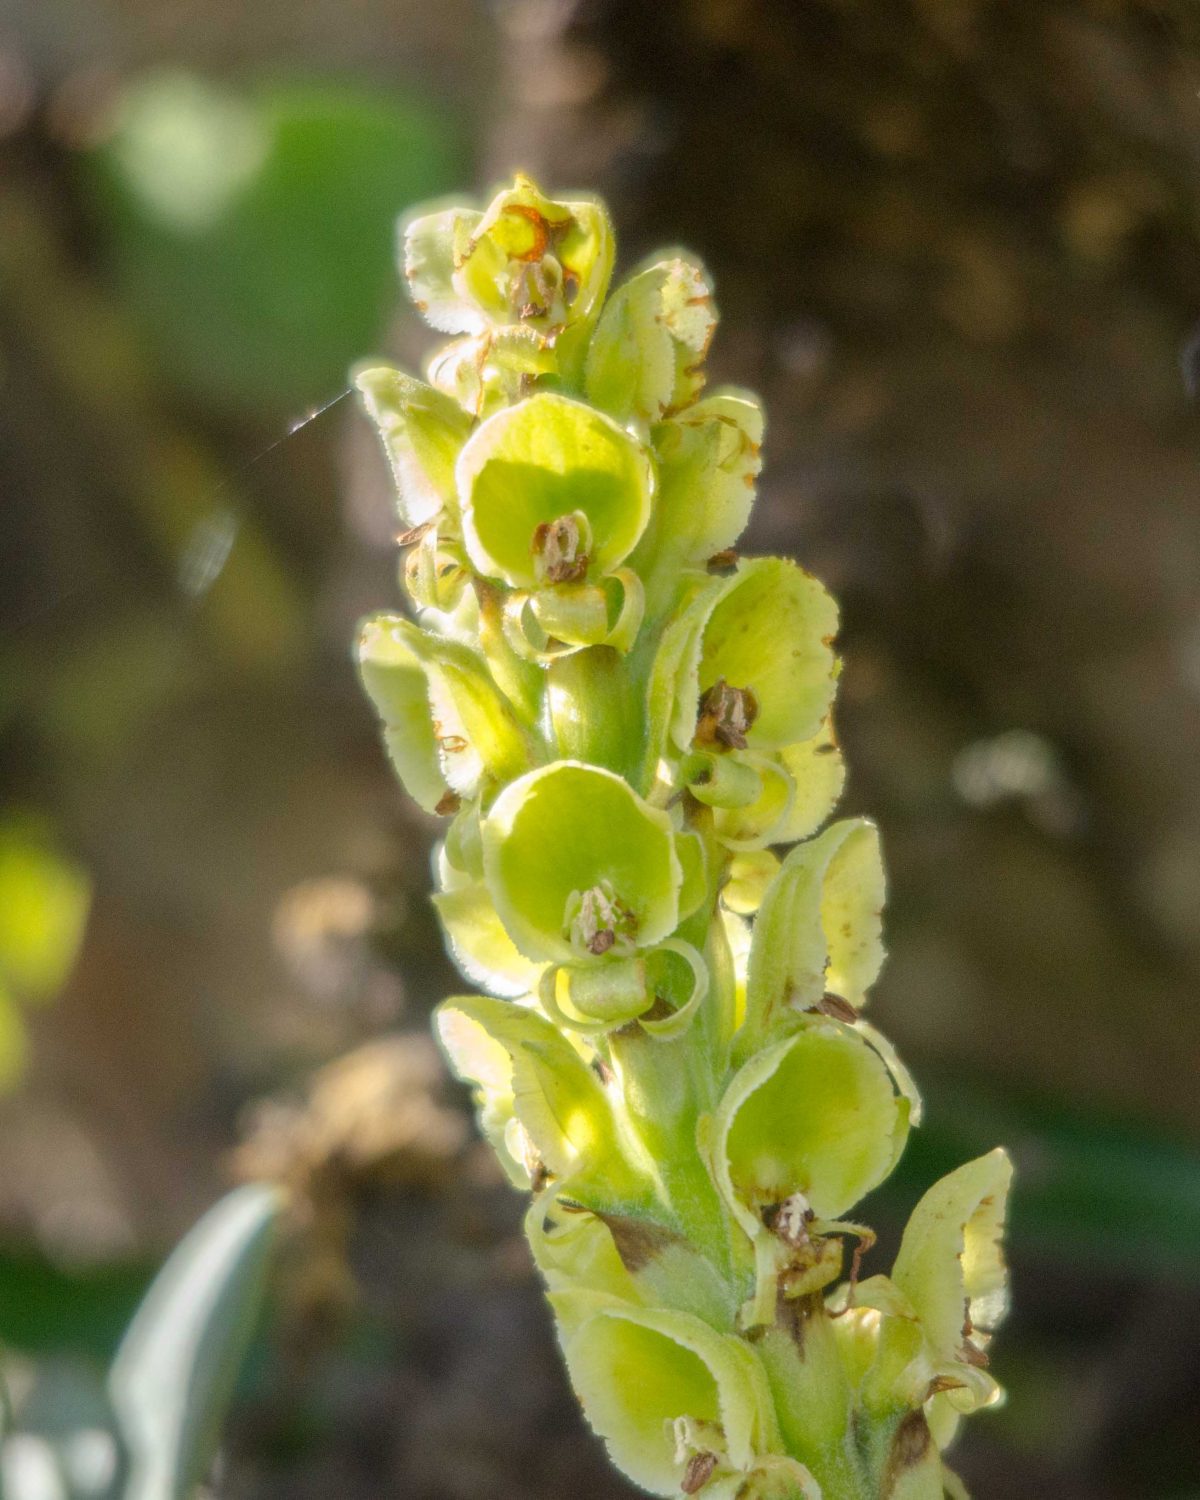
(432, 877), (545, 998)
(354, 366), (472, 528)
(481, 761), (683, 964)
(713, 1023), (906, 1231)
(773, 719), (845, 845)
(357, 614), (535, 805)
(891, 1149), (1013, 1373)
(355, 617), (447, 814)
(699, 558), (839, 751)
(554, 1299), (779, 1496)
(635, 390), (763, 610)
(739, 819), (885, 1055)
(585, 254), (716, 424)
(435, 995), (642, 1204)
(458, 393), (655, 588)
(402, 201), (485, 334)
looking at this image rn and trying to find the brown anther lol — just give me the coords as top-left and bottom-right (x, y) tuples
(532, 514), (589, 584)
(705, 548), (739, 574)
(926, 1375), (969, 1398)
(695, 679), (759, 751)
(959, 1338), (990, 1369)
(764, 1193), (813, 1249)
(434, 790), (462, 817)
(511, 258), (555, 321)
(396, 521), (434, 547)
(438, 735), (469, 754)
(681, 1452), (718, 1494)
(573, 883), (637, 956)
(812, 993), (859, 1024)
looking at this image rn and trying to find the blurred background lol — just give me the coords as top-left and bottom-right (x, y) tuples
(2, 0), (1200, 1494)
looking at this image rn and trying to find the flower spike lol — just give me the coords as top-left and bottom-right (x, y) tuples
(356, 174), (1011, 1499)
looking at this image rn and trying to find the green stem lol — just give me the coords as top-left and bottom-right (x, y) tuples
(756, 1302), (870, 1500)
(546, 644), (644, 779)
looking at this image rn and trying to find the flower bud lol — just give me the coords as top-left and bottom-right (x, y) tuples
(403, 174), (613, 341)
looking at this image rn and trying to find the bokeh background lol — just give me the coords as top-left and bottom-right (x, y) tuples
(3, 1), (1200, 1495)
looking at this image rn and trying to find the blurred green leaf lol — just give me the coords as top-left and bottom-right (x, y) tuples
(0, 820), (91, 1092)
(88, 72), (464, 409)
(108, 1184), (282, 1500)
(0, 1255), (149, 1365)
(0, 823), (90, 1006)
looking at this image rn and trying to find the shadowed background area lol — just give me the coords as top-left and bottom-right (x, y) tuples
(2, 1), (1200, 1495)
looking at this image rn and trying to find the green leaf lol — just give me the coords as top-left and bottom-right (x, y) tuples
(353, 366), (472, 528)
(0, 1250), (151, 1363)
(481, 762), (683, 965)
(458, 393), (654, 588)
(585, 255), (716, 424)
(109, 1184), (283, 1500)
